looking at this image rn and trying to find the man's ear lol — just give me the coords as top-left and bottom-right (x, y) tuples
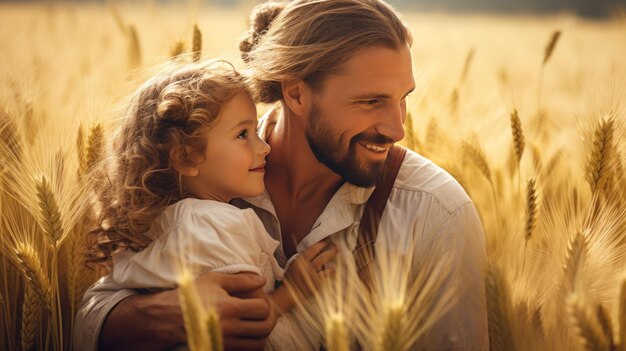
(170, 146), (200, 177)
(281, 81), (312, 116)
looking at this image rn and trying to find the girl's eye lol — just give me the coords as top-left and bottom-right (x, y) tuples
(237, 129), (249, 139)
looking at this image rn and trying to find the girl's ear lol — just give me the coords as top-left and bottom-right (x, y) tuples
(281, 81), (312, 116)
(170, 146), (200, 177)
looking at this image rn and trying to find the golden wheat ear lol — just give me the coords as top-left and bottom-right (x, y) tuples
(543, 30), (562, 66)
(510, 109), (525, 166)
(127, 24), (142, 69)
(486, 261), (516, 351)
(20, 285), (41, 351)
(586, 115), (616, 195)
(177, 268), (222, 351)
(567, 294), (613, 351)
(170, 40), (186, 59)
(14, 242), (52, 313)
(524, 178), (539, 242)
(192, 24), (202, 62)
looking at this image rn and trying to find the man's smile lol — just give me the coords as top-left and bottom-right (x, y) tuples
(358, 142), (391, 157)
(361, 143), (388, 152)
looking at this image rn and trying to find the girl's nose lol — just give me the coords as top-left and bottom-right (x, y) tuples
(258, 137), (271, 156)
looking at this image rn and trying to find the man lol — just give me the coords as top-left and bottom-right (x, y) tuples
(74, 0), (488, 350)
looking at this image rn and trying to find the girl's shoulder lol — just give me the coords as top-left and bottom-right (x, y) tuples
(162, 198), (262, 232)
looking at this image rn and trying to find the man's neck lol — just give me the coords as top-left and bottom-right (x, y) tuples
(265, 103), (343, 204)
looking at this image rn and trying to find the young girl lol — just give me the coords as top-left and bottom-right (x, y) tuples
(87, 60), (335, 349)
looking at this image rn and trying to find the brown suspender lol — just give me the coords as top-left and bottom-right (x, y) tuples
(353, 145), (407, 288)
(319, 145), (407, 351)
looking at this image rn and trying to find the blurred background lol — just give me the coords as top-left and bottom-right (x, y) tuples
(0, 0), (624, 17)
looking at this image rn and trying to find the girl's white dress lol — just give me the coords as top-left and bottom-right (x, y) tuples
(111, 198), (296, 350)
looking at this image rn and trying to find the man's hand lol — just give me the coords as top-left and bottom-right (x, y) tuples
(197, 272), (277, 350)
(99, 272), (275, 351)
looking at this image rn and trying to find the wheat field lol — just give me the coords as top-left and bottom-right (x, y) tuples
(0, 1), (625, 350)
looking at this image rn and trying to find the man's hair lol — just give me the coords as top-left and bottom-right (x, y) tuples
(239, 0), (413, 103)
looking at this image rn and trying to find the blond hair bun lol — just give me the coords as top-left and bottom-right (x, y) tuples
(239, 1), (286, 63)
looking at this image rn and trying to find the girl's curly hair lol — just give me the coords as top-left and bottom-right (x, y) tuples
(87, 60), (248, 265)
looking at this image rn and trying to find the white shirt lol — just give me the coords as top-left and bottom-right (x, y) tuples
(110, 198), (283, 292)
(109, 198), (296, 351)
(73, 108), (488, 350)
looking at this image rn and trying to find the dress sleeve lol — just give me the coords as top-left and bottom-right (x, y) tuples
(416, 202), (489, 350)
(111, 204), (270, 289)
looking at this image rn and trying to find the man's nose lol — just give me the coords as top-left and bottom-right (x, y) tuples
(377, 105), (405, 143)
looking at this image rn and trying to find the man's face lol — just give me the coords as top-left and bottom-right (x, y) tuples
(304, 45), (415, 187)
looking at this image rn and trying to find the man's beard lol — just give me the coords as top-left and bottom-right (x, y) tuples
(304, 102), (394, 187)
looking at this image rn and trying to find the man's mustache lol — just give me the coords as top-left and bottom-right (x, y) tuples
(351, 132), (395, 147)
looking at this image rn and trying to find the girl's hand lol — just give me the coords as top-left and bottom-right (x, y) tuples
(283, 239), (337, 297)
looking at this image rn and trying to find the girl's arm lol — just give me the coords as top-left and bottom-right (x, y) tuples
(267, 283), (295, 315)
(267, 240), (338, 315)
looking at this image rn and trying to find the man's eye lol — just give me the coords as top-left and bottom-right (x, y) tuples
(360, 100), (380, 108)
(237, 129), (248, 139)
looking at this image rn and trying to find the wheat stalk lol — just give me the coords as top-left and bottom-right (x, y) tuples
(462, 140), (492, 183)
(177, 268), (222, 351)
(178, 269), (209, 351)
(460, 47), (475, 84)
(325, 312), (349, 351)
(567, 294), (611, 351)
(35, 175), (63, 248)
(14, 242), (52, 312)
(378, 301), (409, 351)
(20, 284), (39, 351)
(170, 40), (186, 58)
(614, 155), (625, 191)
(510, 109), (525, 165)
(617, 279), (626, 351)
(485, 261), (516, 351)
(449, 88), (459, 114)
(542, 148), (562, 179)
(528, 143), (544, 175)
(525, 178), (538, 241)
(207, 309), (223, 351)
(403, 112), (416, 151)
(537, 30), (561, 114)
(63, 224), (83, 317)
(83, 123), (104, 175)
(128, 25), (142, 68)
(462, 140), (501, 223)
(53, 149), (65, 194)
(562, 231), (587, 293)
(543, 30), (562, 65)
(192, 24), (202, 62)
(108, 3), (127, 34)
(596, 304), (615, 348)
(586, 116), (615, 195)
(76, 124), (85, 176)
(426, 117), (439, 151)
(0, 108), (23, 162)
(22, 101), (36, 147)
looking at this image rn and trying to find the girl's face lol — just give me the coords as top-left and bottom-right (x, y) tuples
(183, 92), (270, 202)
